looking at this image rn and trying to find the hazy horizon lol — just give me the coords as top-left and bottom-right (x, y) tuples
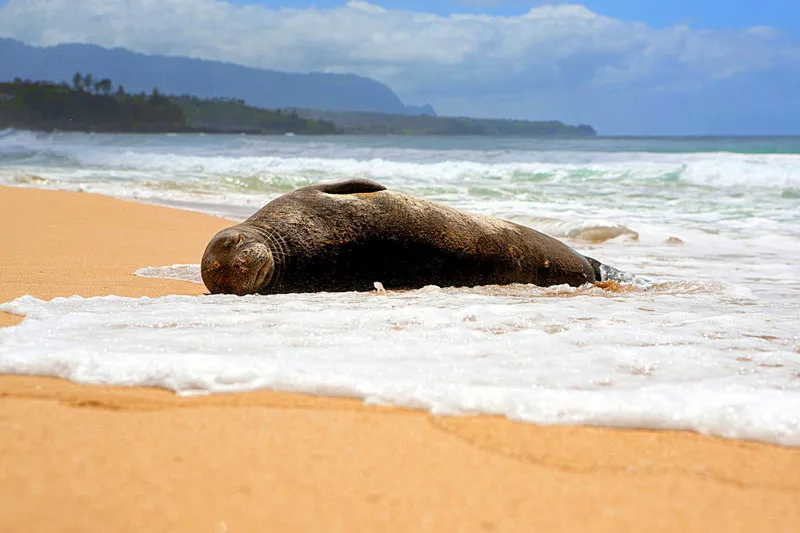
(1, 0), (798, 136)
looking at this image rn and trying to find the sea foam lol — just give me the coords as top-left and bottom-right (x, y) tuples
(1, 282), (798, 446)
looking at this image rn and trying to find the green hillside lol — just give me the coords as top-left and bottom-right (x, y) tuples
(0, 75), (336, 134)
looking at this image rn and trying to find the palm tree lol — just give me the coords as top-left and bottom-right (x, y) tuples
(72, 72), (83, 91)
(83, 73), (94, 93)
(98, 78), (112, 96)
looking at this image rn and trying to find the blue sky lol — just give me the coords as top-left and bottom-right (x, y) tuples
(1, 0), (798, 134)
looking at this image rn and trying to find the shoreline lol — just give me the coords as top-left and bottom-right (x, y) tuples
(1, 126), (598, 138)
(1, 185), (799, 532)
(0, 186), (231, 326)
(0, 125), (336, 136)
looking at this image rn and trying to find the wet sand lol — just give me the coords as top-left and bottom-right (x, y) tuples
(1, 186), (799, 533)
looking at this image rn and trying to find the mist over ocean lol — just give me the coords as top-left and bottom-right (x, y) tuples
(1, 130), (798, 445)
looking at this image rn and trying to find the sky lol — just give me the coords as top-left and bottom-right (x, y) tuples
(0, 0), (798, 135)
(233, 0), (800, 32)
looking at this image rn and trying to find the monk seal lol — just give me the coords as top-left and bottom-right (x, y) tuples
(201, 179), (607, 295)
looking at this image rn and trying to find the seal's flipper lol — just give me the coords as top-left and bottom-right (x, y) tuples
(315, 179), (387, 195)
(584, 256), (604, 282)
(584, 256), (652, 288)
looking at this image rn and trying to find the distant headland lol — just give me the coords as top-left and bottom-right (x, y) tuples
(1, 38), (596, 136)
(0, 75), (596, 137)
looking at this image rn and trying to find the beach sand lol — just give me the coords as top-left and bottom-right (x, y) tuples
(1, 185), (799, 532)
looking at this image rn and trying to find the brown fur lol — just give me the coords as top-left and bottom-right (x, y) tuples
(201, 179), (603, 295)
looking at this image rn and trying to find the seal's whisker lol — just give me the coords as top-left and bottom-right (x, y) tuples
(258, 226), (288, 288)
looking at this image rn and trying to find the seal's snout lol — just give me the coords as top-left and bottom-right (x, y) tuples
(201, 228), (274, 295)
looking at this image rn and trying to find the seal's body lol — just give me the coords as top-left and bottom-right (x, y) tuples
(201, 179), (604, 295)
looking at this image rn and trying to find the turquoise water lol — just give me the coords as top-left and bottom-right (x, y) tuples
(255, 134), (800, 154)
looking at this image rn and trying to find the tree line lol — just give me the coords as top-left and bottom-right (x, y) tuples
(2, 74), (184, 132)
(0, 73), (334, 134)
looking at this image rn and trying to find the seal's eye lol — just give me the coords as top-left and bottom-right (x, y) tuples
(234, 234), (244, 248)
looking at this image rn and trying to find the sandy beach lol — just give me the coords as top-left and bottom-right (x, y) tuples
(1, 185), (799, 533)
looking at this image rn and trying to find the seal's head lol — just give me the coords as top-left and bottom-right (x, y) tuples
(201, 227), (274, 295)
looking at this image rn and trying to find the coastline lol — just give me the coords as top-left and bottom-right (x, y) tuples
(1, 185), (799, 532)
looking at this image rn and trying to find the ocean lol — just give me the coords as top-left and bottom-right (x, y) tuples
(0, 130), (798, 446)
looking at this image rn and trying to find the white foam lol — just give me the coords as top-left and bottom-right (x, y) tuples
(1, 287), (798, 446)
(24, 152), (800, 192)
(134, 264), (204, 284)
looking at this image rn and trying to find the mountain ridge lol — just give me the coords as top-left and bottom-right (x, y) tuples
(0, 38), (433, 116)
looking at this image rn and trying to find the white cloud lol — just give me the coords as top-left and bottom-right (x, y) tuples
(0, 0), (798, 131)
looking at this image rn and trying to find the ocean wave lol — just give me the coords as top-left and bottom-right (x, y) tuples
(2, 131), (800, 192)
(67, 152), (800, 191)
(507, 216), (640, 243)
(0, 129), (48, 147)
